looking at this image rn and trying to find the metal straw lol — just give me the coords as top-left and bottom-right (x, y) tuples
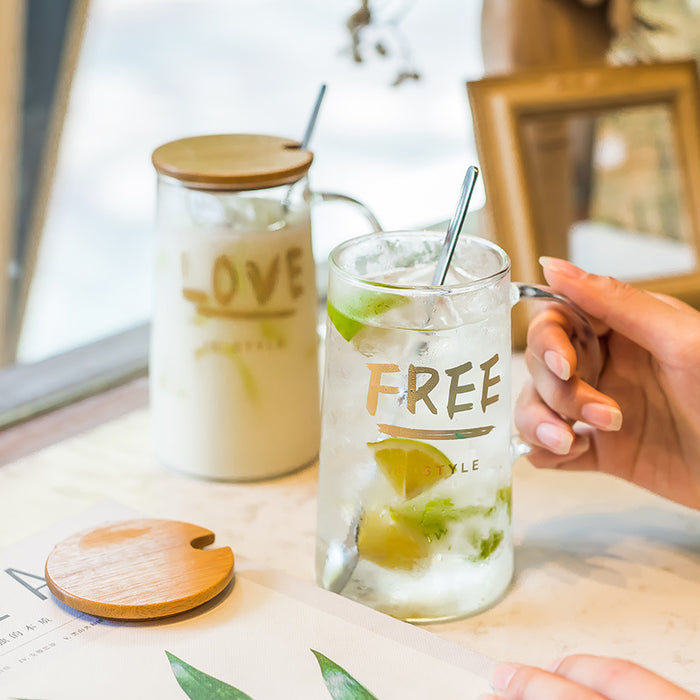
(300, 83), (327, 150)
(431, 165), (480, 285)
(282, 84), (327, 211)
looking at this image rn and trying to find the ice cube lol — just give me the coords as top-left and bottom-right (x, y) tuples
(188, 190), (227, 225)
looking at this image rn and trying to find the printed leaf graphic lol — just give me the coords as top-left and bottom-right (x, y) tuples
(311, 649), (378, 700)
(166, 651), (254, 700)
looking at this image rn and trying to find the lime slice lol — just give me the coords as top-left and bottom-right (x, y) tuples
(327, 290), (408, 342)
(357, 508), (430, 571)
(367, 438), (452, 499)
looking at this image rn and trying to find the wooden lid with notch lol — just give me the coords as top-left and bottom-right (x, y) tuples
(151, 134), (313, 191)
(45, 519), (235, 620)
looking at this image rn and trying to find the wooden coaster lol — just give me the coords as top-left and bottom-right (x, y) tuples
(45, 519), (234, 620)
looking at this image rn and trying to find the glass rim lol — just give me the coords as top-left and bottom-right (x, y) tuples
(155, 171), (307, 193)
(328, 230), (511, 295)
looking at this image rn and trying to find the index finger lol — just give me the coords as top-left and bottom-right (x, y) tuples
(539, 257), (692, 359)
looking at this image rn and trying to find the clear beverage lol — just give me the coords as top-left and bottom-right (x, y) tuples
(316, 232), (514, 622)
(151, 184), (320, 480)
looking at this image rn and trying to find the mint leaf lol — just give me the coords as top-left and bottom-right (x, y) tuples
(311, 649), (378, 700)
(166, 651), (254, 700)
(496, 485), (512, 522)
(467, 529), (504, 561)
(391, 498), (495, 541)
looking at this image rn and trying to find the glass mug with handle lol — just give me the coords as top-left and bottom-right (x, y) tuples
(150, 134), (380, 482)
(316, 230), (599, 622)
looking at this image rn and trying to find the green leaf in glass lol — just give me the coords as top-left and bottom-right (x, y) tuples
(165, 651), (254, 700)
(311, 649), (378, 700)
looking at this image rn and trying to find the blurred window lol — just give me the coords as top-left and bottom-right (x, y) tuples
(14, 0), (484, 365)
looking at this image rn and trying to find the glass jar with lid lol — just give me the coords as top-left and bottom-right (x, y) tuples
(151, 134), (376, 481)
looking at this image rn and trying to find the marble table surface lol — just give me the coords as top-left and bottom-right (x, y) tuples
(1, 356), (699, 693)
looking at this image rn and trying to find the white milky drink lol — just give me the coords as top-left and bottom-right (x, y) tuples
(316, 232), (516, 622)
(151, 134), (382, 481)
(151, 188), (320, 480)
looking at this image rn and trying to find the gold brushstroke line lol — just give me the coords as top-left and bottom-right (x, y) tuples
(182, 287), (208, 303)
(377, 424), (494, 440)
(196, 305), (295, 320)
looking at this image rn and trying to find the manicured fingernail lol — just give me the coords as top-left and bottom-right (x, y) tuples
(546, 657), (564, 673)
(581, 403), (623, 431)
(539, 256), (585, 279)
(493, 663), (521, 692)
(544, 350), (571, 381)
(536, 423), (574, 455)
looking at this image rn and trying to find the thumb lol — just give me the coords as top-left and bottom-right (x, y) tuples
(539, 257), (688, 358)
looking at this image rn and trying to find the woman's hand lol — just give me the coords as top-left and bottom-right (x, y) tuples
(480, 655), (698, 699)
(515, 257), (700, 510)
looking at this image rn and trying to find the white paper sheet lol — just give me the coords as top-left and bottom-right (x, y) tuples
(0, 502), (494, 699)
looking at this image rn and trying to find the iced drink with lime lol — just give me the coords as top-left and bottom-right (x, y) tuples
(316, 231), (515, 622)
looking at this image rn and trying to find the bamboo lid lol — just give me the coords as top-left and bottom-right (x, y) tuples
(151, 134), (313, 191)
(45, 519), (234, 620)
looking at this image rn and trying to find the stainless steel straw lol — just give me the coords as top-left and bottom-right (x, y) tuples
(431, 165), (479, 285)
(282, 84), (327, 211)
(300, 83), (327, 150)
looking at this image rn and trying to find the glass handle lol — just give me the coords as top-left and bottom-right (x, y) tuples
(509, 282), (602, 461)
(311, 192), (382, 301)
(512, 282), (601, 386)
(312, 191), (383, 232)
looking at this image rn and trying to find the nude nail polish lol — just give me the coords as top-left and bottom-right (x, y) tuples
(536, 423), (573, 455)
(539, 256), (585, 279)
(581, 403), (623, 431)
(544, 350), (571, 381)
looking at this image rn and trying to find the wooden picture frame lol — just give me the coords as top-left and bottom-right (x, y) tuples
(467, 60), (700, 347)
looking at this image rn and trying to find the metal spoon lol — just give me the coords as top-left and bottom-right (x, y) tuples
(321, 165), (481, 594)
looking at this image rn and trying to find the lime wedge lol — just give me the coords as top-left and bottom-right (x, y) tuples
(367, 438), (452, 499)
(357, 508), (430, 571)
(327, 290), (408, 341)
(327, 302), (364, 342)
